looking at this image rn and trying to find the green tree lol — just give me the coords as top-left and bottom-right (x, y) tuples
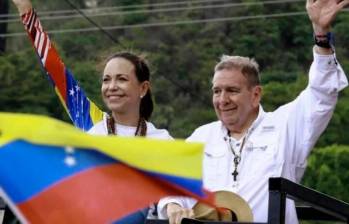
(302, 145), (349, 202)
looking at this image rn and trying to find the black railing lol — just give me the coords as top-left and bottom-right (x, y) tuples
(268, 178), (349, 224)
(146, 177), (349, 224)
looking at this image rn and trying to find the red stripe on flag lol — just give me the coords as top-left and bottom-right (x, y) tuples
(17, 163), (186, 223)
(45, 47), (67, 102)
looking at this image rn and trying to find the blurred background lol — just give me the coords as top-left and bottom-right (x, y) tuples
(0, 0), (348, 223)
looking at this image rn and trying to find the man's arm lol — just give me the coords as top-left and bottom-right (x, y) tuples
(12, 0), (104, 131)
(280, 0), (348, 176)
(158, 131), (207, 223)
(157, 197), (196, 224)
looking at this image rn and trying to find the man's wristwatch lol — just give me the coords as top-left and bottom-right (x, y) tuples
(314, 32), (335, 49)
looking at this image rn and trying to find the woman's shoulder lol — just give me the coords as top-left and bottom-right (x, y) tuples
(87, 114), (108, 135)
(146, 122), (173, 140)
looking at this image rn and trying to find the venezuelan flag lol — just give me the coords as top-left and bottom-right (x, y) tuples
(0, 113), (205, 223)
(22, 8), (103, 131)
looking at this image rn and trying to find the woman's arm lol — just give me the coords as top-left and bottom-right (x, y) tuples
(12, 0), (104, 131)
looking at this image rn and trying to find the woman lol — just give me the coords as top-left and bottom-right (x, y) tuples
(12, 0), (172, 223)
(88, 51), (171, 140)
(12, 0), (171, 138)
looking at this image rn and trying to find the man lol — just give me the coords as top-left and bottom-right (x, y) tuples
(157, 0), (349, 223)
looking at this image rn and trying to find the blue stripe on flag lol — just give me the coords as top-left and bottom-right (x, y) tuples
(65, 68), (94, 131)
(0, 140), (116, 203)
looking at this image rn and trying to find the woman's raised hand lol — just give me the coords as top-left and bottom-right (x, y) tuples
(12, 0), (32, 15)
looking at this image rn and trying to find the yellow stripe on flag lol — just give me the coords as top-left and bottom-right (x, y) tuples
(0, 113), (203, 179)
(89, 101), (104, 125)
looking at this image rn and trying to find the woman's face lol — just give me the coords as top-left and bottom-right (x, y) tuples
(101, 57), (149, 116)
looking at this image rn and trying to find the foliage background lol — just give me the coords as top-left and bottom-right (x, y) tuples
(1, 0), (349, 221)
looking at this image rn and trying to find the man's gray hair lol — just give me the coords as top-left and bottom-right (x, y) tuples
(214, 55), (261, 87)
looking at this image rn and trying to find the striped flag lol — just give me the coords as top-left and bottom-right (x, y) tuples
(0, 113), (206, 223)
(22, 9), (103, 131)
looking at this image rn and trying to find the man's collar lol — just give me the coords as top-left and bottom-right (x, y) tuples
(248, 105), (265, 134)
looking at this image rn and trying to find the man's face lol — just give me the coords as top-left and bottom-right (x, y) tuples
(212, 68), (261, 131)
